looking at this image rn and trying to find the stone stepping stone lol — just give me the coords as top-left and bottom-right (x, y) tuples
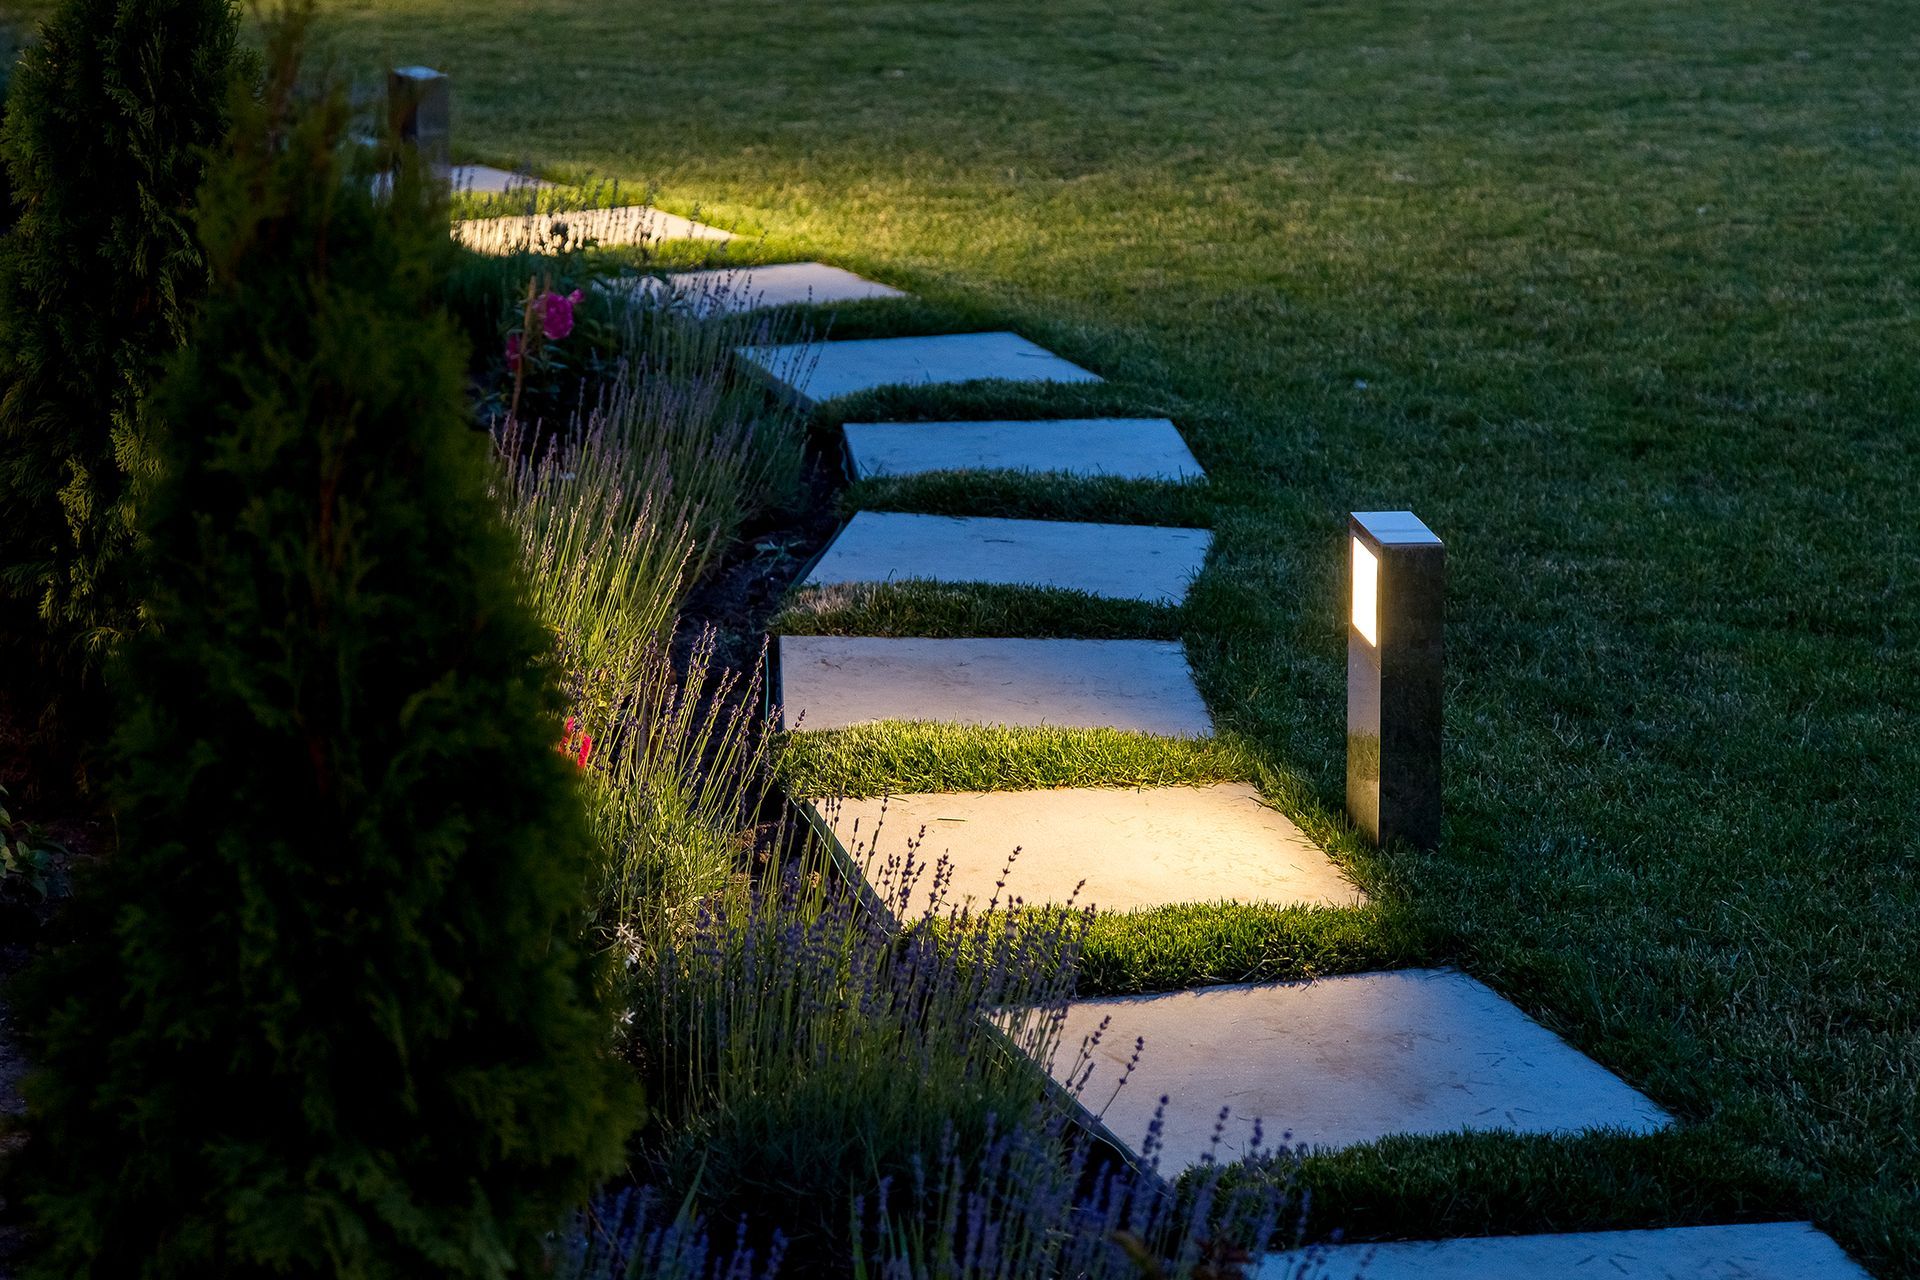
(1253, 1222), (1870, 1279)
(843, 418), (1204, 482)
(820, 783), (1361, 913)
(452, 163), (550, 195)
(454, 205), (733, 255)
(802, 512), (1210, 607)
(776, 636), (1211, 737)
(623, 262), (908, 317)
(1028, 969), (1670, 1171)
(735, 331), (1101, 410)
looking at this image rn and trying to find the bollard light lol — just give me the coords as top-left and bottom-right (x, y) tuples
(1347, 511), (1444, 850)
(387, 66), (452, 187)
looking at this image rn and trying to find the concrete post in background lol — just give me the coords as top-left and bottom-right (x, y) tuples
(387, 66), (450, 186)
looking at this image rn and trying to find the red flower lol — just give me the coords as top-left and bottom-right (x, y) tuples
(542, 289), (584, 341)
(558, 717), (594, 769)
(506, 331), (524, 372)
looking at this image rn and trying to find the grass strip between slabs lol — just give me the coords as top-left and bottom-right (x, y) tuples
(775, 721), (1251, 799)
(841, 471), (1214, 528)
(774, 580), (1185, 641)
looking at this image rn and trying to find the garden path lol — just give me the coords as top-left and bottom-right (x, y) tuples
(673, 245), (1872, 1275)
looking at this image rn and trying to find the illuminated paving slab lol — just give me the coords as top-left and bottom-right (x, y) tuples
(843, 418), (1204, 482)
(802, 512), (1210, 606)
(1032, 970), (1670, 1171)
(627, 262), (908, 317)
(451, 164), (549, 195)
(1252, 1223), (1870, 1280)
(735, 331), (1101, 410)
(775, 637), (1211, 737)
(820, 784), (1361, 913)
(454, 205), (733, 254)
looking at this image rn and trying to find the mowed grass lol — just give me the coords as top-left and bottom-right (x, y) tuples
(12, 0), (1911, 1269)
(773, 579), (1186, 640)
(776, 721), (1252, 799)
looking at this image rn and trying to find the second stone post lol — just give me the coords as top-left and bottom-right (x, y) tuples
(387, 65), (451, 187)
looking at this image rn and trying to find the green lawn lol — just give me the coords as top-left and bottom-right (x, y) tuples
(17, 0), (1917, 1270)
(353, 2), (1919, 1272)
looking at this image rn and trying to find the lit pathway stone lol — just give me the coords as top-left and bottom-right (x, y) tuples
(802, 512), (1210, 606)
(454, 205), (733, 255)
(624, 262), (907, 316)
(776, 636), (1211, 736)
(821, 784), (1360, 913)
(1252, 1222), (1870, 1280)
(451, 163), (549, 195)
(735, 331), (1101, 410)
(1027, 969), (1670, 1171)
(843, 418), (1204, 482)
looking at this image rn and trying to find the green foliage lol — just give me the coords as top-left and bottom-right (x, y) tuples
(495, 420), (697, 724)
(0, 783), (67, 902)
(627, 847), (1082, 1265)
(0, 27), (18, 237)
(582, 628), (769, 943)
(0, 0), (241, 698)
(491, 368), (787, 945)
(13, 22), (636, 1278)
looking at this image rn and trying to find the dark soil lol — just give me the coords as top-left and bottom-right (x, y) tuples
(675, 452), (843, 679)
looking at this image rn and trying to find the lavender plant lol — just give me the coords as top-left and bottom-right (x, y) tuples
(493, 416), (780, 944)
(587, 627), (772, 940)
(593, 293), (811, 567)
(490, 254), (812, 944)
(554, 1188), (781, 1280)
(621, 824), (1082, 1266)
(495, 417), (697, 723)
(567, 820), (1315, 1278)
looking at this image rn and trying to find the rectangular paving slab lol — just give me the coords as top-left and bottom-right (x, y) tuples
(454, 205), (733, 255)
(802, 512), (1210, 606)
(776, 636), (1211, 737)
(622, 262), (907, 317)
(843, 418), (1204, 482)
(820, 784), (1361, 914)
(735, 331), (1101, 410)
(1253, 1222), (1870, 1280)
(452, 163), (549, 195)
(1023, 969), (1670, 1171)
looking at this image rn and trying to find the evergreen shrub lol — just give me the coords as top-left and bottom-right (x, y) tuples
(14, 16), (637, 1277)
(0, 27), (17, 236)
(0, 0), (240, 698)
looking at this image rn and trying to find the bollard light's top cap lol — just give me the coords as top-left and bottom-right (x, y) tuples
(392, 65), (446, 81)
(1351, 510), (1442, 547)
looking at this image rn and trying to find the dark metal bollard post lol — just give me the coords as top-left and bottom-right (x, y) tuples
(1347, 510), (1445, 850)
(387, 66), (451, 186)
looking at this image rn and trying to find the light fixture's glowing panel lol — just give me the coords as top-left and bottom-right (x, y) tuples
(1352, 537), (1378, 646)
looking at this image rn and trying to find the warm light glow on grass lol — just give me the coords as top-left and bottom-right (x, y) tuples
(1352, 536), (1378, 646)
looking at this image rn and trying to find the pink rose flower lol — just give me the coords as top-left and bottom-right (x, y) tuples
(542, 289), (585, 341)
